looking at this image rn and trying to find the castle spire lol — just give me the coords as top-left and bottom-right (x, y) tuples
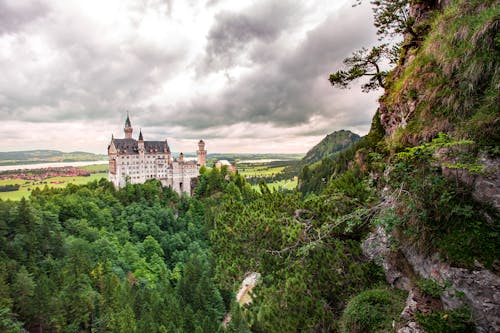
(138, 129), (143, 141)
(124, 112), (133, 139)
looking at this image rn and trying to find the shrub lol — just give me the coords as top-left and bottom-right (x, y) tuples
(340, 288), (407, 333)
(416, 278), (444, 298)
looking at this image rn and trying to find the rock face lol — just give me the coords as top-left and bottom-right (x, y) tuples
(362, 227), (500, 333)
(471, 155), (500, 211)
(440, 152), (500, 211)
(362, 226), (411, 290)
(401, 246), (500, 333)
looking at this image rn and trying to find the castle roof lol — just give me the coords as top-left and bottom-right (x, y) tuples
(113, 138), (170, 154)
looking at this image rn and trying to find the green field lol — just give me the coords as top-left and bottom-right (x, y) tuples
(252, 179), (298, 192)
(80, 164), (109, 172)
(238, 165), (285, 177)
(0, 173), (107, 201)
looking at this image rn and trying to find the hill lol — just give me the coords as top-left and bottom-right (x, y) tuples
(0, 149), (107, 165)
(302, 130), (360, 166)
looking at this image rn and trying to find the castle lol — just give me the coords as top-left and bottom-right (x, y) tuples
(107, 115), (206, 195)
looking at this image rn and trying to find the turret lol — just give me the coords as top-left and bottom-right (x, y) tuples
(138, 129), (144, 151)
(197, 139), (207, 167)
(108, 134), (117, 175)
(124, 113), (133, 139)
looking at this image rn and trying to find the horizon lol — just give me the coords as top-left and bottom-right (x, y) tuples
(1, 0), (380, 154)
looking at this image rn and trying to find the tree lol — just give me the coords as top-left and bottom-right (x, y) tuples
(330, 0), (421, 92)
(371, 0), (415, 38)
(352, 0), (417, 38)
(329, 44), (390, 92)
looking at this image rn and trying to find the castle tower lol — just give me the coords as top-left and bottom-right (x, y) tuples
(138, 129), (144, 151)
(197, 140), (207, 167)
(124, 113), (133, 139)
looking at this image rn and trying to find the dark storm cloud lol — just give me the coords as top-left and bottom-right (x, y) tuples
(1, 0), (381, 153)
(0, 1), (190, 124)
(199, 1), (303, 73)
(157, 2), (379, 134)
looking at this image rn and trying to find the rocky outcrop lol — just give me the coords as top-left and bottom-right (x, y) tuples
(397, 290), (424, 333)
(440, 152), (500, 211)
(400, 245), (500, 333)
(362, 226), (411, 290)
(362, 227), (500, 332)
(471, 155), (500, 211)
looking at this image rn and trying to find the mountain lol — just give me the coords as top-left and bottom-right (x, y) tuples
(302, 130), (361, 166)
(0, 149), (107, 165)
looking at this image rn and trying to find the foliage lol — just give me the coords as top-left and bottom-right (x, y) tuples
(331, 0), (430, 92)
(416, 306), (475, 333)
(0, 179), (226, 332)
(340, 288), (407, 333)
(371, 0), (415, 38)
(382, 134), (500, 268)
(0, 184), (20, 192)
(329, 44), (392, 92)
(302, 130), (362, 167)
(208, 167), (385, 332)
(416, 278), (444, 298)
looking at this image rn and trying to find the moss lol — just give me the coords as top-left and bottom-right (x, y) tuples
(340, 288), (407, 333)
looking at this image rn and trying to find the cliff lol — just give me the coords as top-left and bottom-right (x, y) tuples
(355, 0), (500, 331)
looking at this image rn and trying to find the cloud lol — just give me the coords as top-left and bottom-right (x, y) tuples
(148, 1), (379, 134)
(0, 0), (49, 34)
(0, 0), (192, 124)
(199, 0), (304, 73)
(0, 0), (382, 154)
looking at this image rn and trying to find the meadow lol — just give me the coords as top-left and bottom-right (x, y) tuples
(0, 173), (107, 201)
(251, 178), (298, 192)
(237, 160), (298, 191)
(237, 164), (286, 177)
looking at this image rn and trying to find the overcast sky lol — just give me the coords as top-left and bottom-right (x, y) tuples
(0, 0), (381, 154)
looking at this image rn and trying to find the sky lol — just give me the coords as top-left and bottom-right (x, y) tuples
(0, 0), (382, 154)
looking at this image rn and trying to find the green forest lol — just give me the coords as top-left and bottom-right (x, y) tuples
(1, 0), (499, 332)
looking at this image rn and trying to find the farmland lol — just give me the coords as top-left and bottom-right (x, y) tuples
(0, 173), (107, 201)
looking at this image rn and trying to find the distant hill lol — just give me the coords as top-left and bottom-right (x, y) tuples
(0, 150), (107, 166)
(302, 130), (361, 166)
(282, 130), (361, 180)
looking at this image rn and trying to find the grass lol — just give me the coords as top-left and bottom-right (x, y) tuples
(238, 165), (286, 177)
(79, 164), (109, 172)
(417, 307), (475, 332)
(383, 0), (499, 149)
(0, 173), (107, 201)
(252, 179), (298, 192)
